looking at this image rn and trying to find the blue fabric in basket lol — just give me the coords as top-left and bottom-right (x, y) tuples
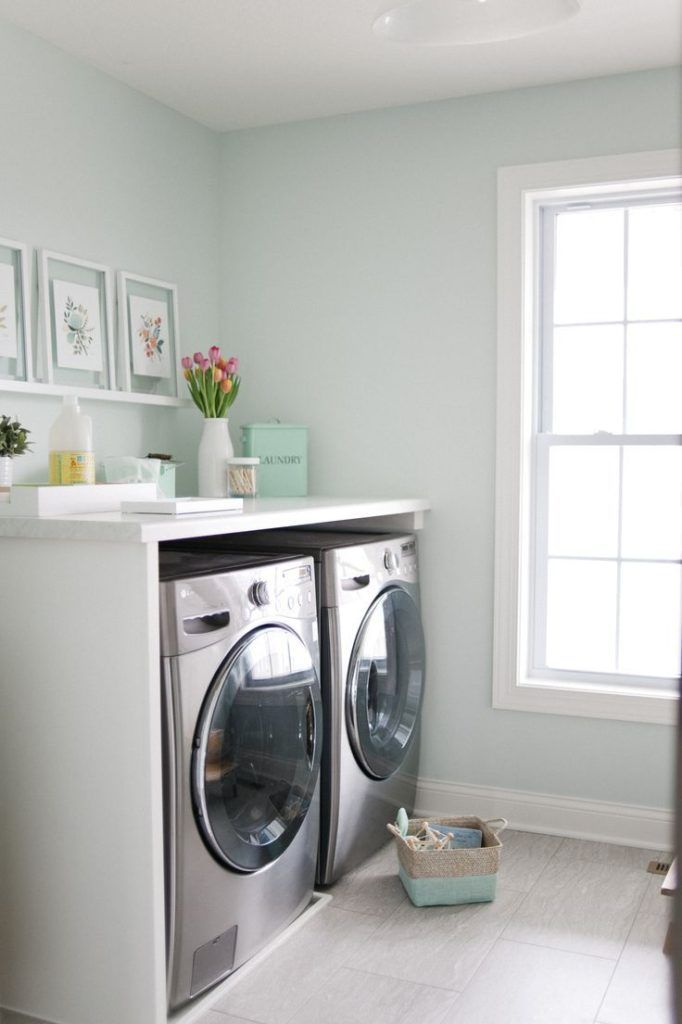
(395, 808), (410, 837)
(427, 824), (482, 848)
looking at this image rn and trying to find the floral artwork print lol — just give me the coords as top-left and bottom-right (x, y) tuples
(0, 263), (18, 359)
(63, 296), (94, 356)
(129, 295), (171, 378)
(52, 279), (104, 372)
(137, 312), (165, 364)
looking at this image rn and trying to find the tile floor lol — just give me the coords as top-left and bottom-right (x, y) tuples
(197, 831), (675, 1024)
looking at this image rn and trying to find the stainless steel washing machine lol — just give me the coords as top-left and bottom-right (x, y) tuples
(168, 532), (426, 885)
(159, 548), (322, 1010)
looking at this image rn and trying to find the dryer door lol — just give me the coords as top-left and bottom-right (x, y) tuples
(193, 624), (322, 872)
(346, 586), (425, 780)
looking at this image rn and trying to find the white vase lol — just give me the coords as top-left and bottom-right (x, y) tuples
(0, 456), (13, 491)
(197, 418), (234, 497)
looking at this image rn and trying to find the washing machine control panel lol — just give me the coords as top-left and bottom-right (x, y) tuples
(275, 562), (315, 618)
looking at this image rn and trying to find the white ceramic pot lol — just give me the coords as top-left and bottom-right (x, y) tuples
(197, 418), (234, 497)
(0, 456), (13, 490)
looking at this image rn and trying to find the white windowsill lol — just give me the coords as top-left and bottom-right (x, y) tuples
(493, 672), (678, 725)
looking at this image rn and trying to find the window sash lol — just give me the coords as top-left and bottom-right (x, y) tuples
(531, 188), (681, 691)
(538, 194), (682, 435)
(530, 432), (681, 693)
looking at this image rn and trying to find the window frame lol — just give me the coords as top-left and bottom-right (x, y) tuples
(493, 149), (681, 726)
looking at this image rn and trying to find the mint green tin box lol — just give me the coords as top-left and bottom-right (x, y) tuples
(241, 422), (308, 497)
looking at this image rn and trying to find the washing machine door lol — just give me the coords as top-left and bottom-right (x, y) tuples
(346, 586), (425, 780)
(193, 624), (322, 872)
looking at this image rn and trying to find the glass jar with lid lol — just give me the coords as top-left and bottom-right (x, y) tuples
(226, 456), (260, 497)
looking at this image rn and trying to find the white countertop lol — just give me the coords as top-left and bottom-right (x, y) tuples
(0, 495), (430, 543)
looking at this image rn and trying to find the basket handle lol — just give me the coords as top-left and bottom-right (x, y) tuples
(485, 817), (509, 835)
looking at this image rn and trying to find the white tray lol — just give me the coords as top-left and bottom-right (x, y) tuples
(0, 482), (158, 516)
(120, 496), (243, 515)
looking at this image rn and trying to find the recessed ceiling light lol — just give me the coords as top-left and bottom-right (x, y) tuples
(373, 0), (581, 46)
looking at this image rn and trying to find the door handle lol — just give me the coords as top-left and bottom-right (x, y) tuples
(341, 574), (370, 590)
(182, 610), (230, 634)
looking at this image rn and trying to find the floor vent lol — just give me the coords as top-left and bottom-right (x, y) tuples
(647, 859), (671, 875)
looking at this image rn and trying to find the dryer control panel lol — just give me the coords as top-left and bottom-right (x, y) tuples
(324, 533), (419, 608)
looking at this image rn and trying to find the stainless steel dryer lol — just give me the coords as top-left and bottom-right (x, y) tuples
(170, 532), (426, 885)
(159, 549), (322, 1010)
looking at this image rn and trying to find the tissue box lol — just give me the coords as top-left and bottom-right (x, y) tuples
(241, 423), (308, 497)
(102, 456), (178, 498)
(157, 462), (177, 499)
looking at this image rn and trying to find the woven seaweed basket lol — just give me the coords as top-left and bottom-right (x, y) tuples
(393, 815), (506, 880)
(389, 815), (508, 906)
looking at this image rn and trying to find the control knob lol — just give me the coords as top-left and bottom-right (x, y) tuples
(384, 549), (399, 573)
(249, 580), (270, 607)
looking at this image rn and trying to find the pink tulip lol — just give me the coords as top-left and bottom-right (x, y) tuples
(209, 345), (221, 364)
(181, 356), (192, 370)
(193, 352), (204, 365)
(201, 358), (211, 372)
(226, 357), (238, 374)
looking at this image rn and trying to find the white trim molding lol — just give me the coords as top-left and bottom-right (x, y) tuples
(416, 776), (674, 852)
(493, 148), (682, 727)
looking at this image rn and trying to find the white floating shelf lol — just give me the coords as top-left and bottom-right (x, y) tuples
(0, 379), (190, 407)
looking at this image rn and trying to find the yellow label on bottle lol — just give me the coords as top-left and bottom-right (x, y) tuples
(48, 450), (61, 485)
(49, 451), (95, 485)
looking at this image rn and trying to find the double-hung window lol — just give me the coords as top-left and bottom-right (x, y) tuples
(494, 151), (681, 724)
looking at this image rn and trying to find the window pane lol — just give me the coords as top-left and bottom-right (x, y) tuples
(552, 325), (623, 433)
(626, 322), (682, 433)
(554, 208), (624, 325)
(621, 447), (682, 560)
(627, 203), (682, 321)
(548, 446), (619, 557)
(619, 563), (682, 678)
(545, 559), (617, 672)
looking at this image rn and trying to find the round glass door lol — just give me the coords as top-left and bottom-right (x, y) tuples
(346, 586), (425, 780)
(193, 625), (321, 872)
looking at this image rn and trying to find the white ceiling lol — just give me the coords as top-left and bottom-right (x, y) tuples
(0, 0), (679, 131)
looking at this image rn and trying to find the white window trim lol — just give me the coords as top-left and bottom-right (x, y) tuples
(493, 149), (682, 726)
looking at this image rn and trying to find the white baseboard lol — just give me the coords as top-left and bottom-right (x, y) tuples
(415, 777), (674, 852)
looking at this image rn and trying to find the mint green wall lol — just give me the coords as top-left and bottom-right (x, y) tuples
(221, 67), (681, 809)
(0, 21), (220, 491)
(1, 16), (678, 811)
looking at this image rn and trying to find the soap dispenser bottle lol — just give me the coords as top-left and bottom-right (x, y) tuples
(48, 395), (95, 485)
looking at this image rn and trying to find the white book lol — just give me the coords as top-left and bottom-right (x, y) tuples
(120, 496), (244, 515)
(0, 482), (158, 517)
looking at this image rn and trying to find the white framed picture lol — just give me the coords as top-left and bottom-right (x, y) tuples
(0, 236), (32, 382)
(117, 271), (179, 398)
(38, 249), (115, 390)
(0, 263), (18, 359)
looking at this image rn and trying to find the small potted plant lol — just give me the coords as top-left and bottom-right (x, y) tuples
(0, 414), (33, 489)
